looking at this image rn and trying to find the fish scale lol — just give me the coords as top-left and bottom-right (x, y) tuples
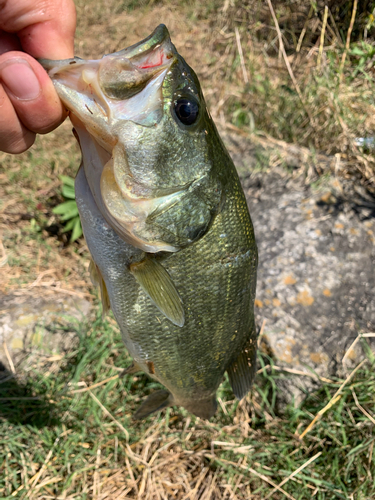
(42, 25), (258, 419)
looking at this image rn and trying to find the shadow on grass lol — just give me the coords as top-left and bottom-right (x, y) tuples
(0, 362), (61, 428)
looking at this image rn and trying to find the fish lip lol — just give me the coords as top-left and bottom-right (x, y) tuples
(110, 24), (173, 60)
(38, 56), (84, 72)
(38, 24), (176, 75)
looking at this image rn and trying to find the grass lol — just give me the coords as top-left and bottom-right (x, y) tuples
(0, 310), (374, 498)
(1, 0), (375, 498)
(70, 0), (375, 194)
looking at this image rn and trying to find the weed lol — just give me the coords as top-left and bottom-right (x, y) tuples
(52, 175), (83, 242)
(0, 313), (374, 498)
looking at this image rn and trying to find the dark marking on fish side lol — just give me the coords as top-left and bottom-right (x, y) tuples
(146, 361), (155, 375)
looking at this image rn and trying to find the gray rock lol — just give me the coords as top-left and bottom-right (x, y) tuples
(0, 294), (91, 376)
(223, 130), (375, 401)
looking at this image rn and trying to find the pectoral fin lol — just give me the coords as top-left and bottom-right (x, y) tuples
(129, 257), (184, 327)
(89, 259), (110, 318)
(132, 390), (172, 420)
(227, 328), (257, 400)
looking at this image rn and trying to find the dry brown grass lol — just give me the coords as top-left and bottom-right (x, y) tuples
(1, 2), (375, 499)
(71, 0), (375, 195)
(2, 327), (374, 499)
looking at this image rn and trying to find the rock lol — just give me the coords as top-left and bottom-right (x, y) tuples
(0, 294), (91, 376)
(222, 129), (375, 402)
(246, 168), (374, 400)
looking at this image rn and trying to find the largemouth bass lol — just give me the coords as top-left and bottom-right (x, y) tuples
(41, 25), (258, 419)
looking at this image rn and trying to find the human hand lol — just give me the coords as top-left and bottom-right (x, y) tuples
(0, 0), (76, 153)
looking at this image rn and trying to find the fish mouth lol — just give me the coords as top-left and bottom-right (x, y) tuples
(39, 24), (177, 136)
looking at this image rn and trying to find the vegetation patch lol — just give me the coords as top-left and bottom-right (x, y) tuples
(0, 312), (374, 498)
(1, 1), (375, 497)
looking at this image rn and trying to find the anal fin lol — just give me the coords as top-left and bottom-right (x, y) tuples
(132, 390), (172, 420)
(119, 361), (142, 378)
(129, 256), (184, 327)
(227, 327), (257, 400)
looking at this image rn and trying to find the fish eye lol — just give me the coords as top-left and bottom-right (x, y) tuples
(173, 98), (199, 126)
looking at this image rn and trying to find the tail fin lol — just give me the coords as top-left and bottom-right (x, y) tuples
(183, 396), (217, 419)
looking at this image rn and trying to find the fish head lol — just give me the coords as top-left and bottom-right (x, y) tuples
(41, 25), (224, 252)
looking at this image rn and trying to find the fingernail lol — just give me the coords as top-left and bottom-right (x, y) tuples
(0, 59), (41, 100)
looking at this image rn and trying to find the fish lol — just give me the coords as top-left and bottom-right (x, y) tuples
(40, 25), (258, 420)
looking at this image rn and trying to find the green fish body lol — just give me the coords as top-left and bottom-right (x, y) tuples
(41, 25), (258, 419)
